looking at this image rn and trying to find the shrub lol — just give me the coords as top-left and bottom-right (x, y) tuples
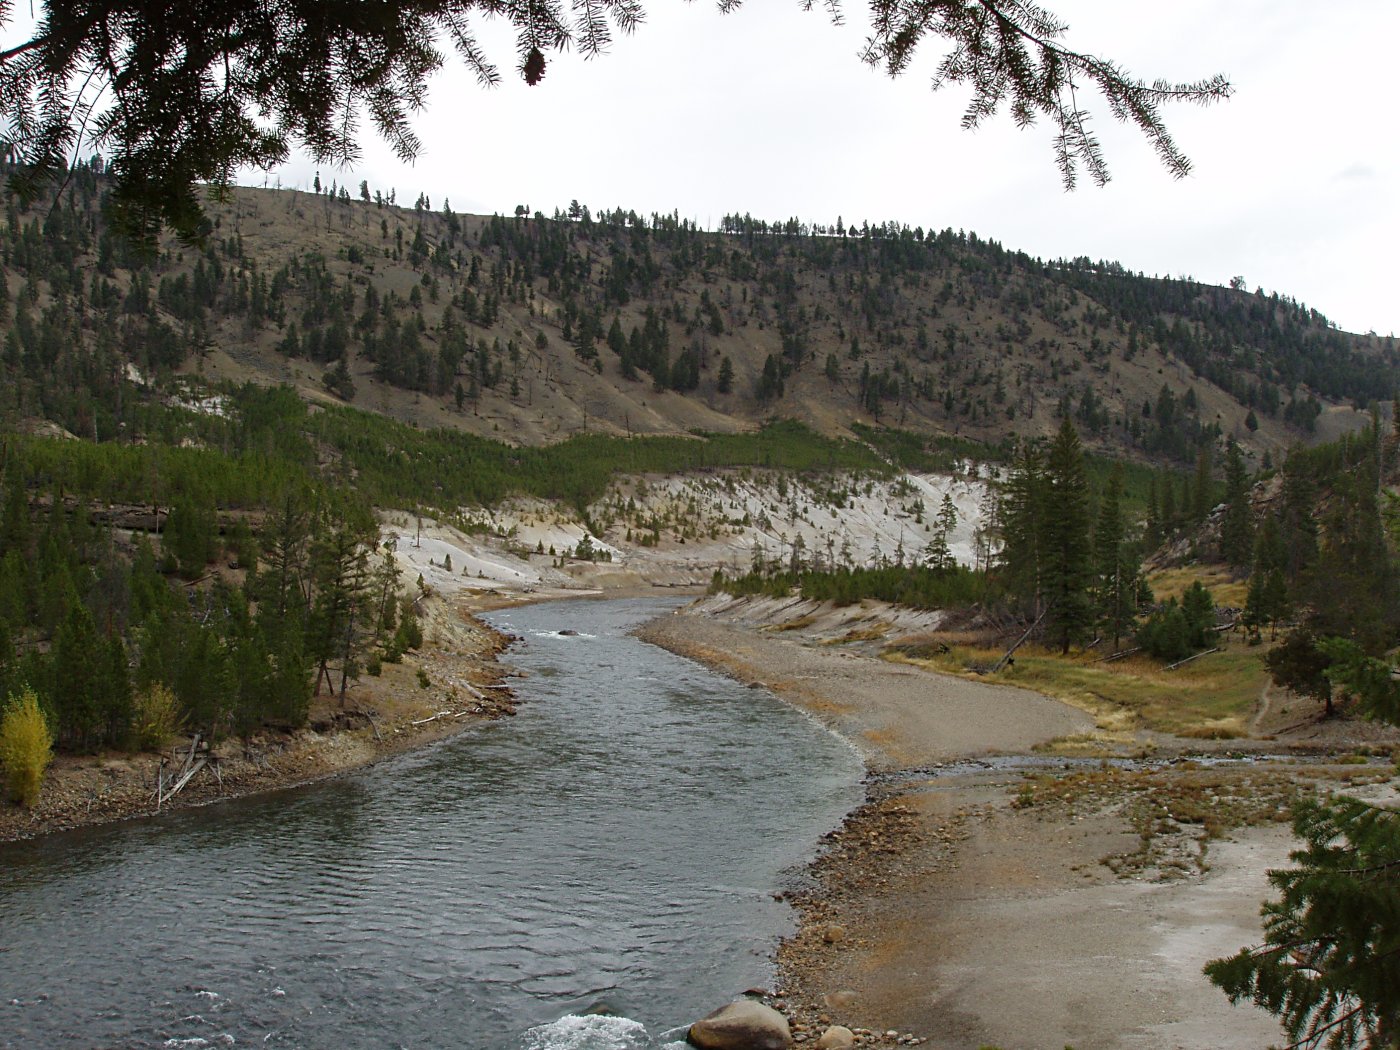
(130, 683), (183, 751)
(1137, 603), (1192, 661)
(396, 601), (423, 651)
(0, 688), (54, 806)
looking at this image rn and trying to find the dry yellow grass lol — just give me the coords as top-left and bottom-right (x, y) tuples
(1148, 565), (1249, 608)
(887, 641), (1268, 739)
(768, 613), (819, 632)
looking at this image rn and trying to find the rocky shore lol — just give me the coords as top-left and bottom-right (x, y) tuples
(0, 596), (516, 844)
(636, 600), (1362, 1050)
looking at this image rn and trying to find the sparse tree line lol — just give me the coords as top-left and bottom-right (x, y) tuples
(0, 450), (424, 805)
(0, 160), (1381, 468)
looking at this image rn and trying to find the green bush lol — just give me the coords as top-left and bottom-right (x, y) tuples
(1137, 604), (1192, 661)
(0, 688), (54, 806)
(130, 683), (183, 751)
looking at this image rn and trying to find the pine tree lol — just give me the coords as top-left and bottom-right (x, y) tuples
(1180, 580), (1216, 649)
(1143, 474), (1162, 550)
(925, 493), (959, 571)
(1192, 442), (1214, 522)
(1242, 515), (1290, 639)
(1092, 466), (1138, 648)
(716, 355), (734, 394)
(1219, 438), (1254, 569)
(1300, 448), (1394, 654)
(50, 603), (104, 751)
(998, 441), (1049, 615)
(1205, 793), (1400, 1050)
(306, 506), (373, 702)
(1042, 419), (1093, 652)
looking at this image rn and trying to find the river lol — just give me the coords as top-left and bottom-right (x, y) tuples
(0, 598), (863, 1049)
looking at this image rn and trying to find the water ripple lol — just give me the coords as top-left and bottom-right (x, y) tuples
(0, 598), (861, 1049)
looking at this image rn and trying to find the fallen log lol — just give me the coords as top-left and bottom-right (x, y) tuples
(409, 710), (458, 726)
(1164, 647), (1220, 671)
(989, 604), (1050, 674)
(156, 757), (208, 809)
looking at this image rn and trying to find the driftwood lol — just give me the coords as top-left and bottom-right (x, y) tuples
(357, 707), (383, 742)
(155, 733), (217, 809)
(163, 759), (207, 803)
(409, 709), (473, 726)
(1164, 647), (1220, 671)
(1096, 646), (1141, 664)
(988, 604), (1051, 674)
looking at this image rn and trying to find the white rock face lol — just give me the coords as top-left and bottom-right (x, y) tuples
(378, 466), (997, 598)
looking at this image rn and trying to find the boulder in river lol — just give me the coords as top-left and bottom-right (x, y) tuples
(687, 1000), (792, 1049)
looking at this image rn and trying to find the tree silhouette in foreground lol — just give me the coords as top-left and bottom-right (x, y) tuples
(1205, 641), (1400, 1049)
(0, 1), (1229, 244)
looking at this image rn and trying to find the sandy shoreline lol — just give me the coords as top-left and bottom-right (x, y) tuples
(636, 601), (1383, 1050)
(635, 611), (1094, 771)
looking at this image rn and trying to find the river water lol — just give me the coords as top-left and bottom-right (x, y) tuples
(0, 598), (863, 1049)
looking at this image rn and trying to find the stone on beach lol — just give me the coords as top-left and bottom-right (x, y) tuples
(688, 1000), (793, 1049)
(815, 1026), (855, 1049)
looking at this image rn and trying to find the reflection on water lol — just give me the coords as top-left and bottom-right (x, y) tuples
(0, 598), (861, 1049)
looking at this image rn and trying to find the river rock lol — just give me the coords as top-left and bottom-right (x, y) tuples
(815, 1026), (855, 1049)
(822, 924), (845, 944)
(688, 1000), (793, 1049)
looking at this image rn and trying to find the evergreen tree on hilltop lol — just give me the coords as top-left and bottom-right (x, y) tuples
(716, 355), (734, 395)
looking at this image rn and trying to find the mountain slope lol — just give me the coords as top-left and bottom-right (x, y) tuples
(2, 163), (1392, 467)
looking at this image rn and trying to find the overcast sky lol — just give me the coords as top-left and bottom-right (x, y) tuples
(263, 1), (1395, 337)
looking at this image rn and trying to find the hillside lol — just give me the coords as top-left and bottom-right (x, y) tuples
(1, 160), (1392, 468)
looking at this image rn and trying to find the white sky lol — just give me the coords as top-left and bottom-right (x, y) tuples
(22, 2), (1400, 335)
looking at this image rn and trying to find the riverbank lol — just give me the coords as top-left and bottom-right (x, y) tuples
(637, 599), (1398, 1050)
(0, 593), (516, 844)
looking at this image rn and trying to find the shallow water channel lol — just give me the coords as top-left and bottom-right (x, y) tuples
(0, 598), (863, 1049)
